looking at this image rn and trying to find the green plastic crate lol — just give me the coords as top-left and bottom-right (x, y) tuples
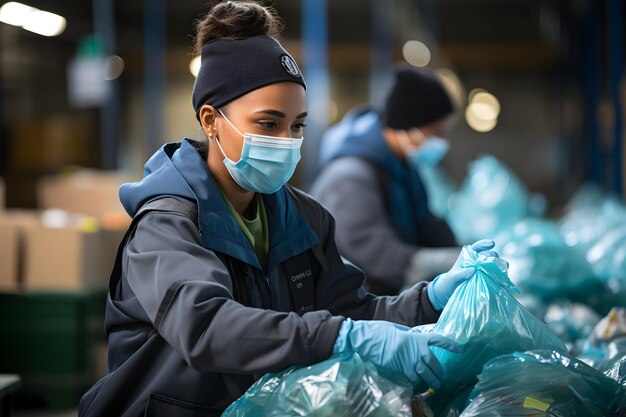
(0, 289), (107, 408)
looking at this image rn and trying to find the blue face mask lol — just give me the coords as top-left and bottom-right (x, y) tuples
(400, 130), (450, 168)
(215, 109), (303, 194)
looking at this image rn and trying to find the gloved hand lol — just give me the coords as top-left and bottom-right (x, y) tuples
(332, 318), (460, 388)
(427, 239), (498, 310)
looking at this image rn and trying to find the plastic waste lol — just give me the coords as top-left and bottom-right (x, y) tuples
(415, 164), (456, 217)
(586, 223), (626, 282)
(221, 352), (418, 417)
(413, 245), (567, 408)
(577, 308), (626, 370)
(543, 301), (602, 352)
(603, 353), (626, 386)
(446, 155), (533, 244)
(460, 350), (626, 417)
(494, 218), (601, 302)
(560, 185), (626, 255)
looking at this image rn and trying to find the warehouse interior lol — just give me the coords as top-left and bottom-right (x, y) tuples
(0, 0), (625, 415)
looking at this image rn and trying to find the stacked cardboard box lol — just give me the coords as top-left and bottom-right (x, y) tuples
(0, 170), (131, 292)
(23, 223), (124, 291)
(36, 169), (131, 218)
(0, 211), (39, 292)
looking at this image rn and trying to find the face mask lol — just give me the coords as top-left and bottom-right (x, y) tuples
(214, 109), (303, 194)
(400, 130), (450, 168)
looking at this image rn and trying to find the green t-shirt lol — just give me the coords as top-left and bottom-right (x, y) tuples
(219, 189), (269, 269)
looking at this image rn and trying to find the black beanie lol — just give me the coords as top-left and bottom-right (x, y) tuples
(382, 66), (453, 130)
(192, 35), (306, 119)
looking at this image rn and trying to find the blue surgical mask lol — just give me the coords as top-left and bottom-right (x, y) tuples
(215, 109), (303, 194)
(400, 130), (450, 168)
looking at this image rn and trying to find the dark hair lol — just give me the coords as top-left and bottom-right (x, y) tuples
(194, 1), (283, 54)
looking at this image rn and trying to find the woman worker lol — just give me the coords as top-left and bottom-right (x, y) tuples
(79, 2), (496, 416)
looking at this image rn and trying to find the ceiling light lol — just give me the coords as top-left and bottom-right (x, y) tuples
(0, 2), (66, 37)
(402, 40), (431, 67)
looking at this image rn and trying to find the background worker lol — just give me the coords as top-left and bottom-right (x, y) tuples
(311, 66), (461, 295)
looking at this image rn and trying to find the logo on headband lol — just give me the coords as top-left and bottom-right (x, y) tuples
(280, 54), (301, 78)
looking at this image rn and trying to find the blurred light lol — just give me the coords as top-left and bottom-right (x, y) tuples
(0, 1), (31, 26)
(104, 55), (124, 80)
(402, 40), (431, 67)
(435, 68), (465, 108)
(465, 88), (500, 132)
(0, 2), (66, 37)
(468, 102), (499, 121)
(465, 105), (498, 132)
(470, 90), (501, 116)
(189, 56), (201, 77)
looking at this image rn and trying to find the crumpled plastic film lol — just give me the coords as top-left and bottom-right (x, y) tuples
(414, 245), (567, 407)
(603, 353), (626, 386)
(577, 308), (626, 372)
(586, 224), (626, 282)
(543, 301), (601, 353)
(494, 218), (601, 301)
(446, 155), (532, 244)
(560, 185), (626, 256)
(221, 353), (418, 417)
(460, 350), (626, 417)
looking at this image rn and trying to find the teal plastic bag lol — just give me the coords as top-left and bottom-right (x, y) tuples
(587, 223), (626, 281)
(460, 350), (626, 417)
(418, 246), (567, 406)
(446, 155), (533, 244)
(560, 185), (626, 256)
(494, 219), (601, 301)
(416, 164), (456, 217)
(543, 301), (601, 352)
(221, 353), (416, 417)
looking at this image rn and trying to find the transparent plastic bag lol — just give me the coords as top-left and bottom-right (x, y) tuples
(221, 353), (416, 417)
(586, 223), (626, 281)
(577, 308), (626, 371)
(543, 301), (601, 352)
(416, 164), (456, 217)
(603, 354), (626, 386)
(446, 155), (532, 244)
(494, 219), (601, 301)
(460, 350), (626, 417)
(560, 185), (626, 255)
(416, 246), (567, 406)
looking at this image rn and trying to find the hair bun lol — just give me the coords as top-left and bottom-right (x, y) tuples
(194, 1), (283, 53)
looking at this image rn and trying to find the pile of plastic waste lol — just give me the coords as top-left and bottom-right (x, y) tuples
(223, 158), (626, 416)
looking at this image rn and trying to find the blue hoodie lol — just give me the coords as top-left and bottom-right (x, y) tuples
(119, 139), (318, 272)
(318, 107), (430, 245)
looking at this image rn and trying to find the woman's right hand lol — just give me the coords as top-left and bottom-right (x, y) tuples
(332, 319), (460, 388)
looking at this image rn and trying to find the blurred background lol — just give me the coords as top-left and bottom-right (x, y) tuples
(0, 0), (624, 208)
(0, 0), (624, 414)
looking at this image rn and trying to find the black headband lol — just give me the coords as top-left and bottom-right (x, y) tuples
(192, 35), (306, 119)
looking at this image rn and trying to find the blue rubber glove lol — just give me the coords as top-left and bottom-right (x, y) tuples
(427, 239), (498, 310)
(332, 318), (460, 388)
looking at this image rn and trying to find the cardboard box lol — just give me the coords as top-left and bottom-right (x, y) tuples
(0, 211), (40, 292)
(23, 224), (124, 291)
(0, 221), (19, 292)
(37, 169), (131, 218)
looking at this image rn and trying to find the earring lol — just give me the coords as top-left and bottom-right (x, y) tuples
(208, 132), (215, 142)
